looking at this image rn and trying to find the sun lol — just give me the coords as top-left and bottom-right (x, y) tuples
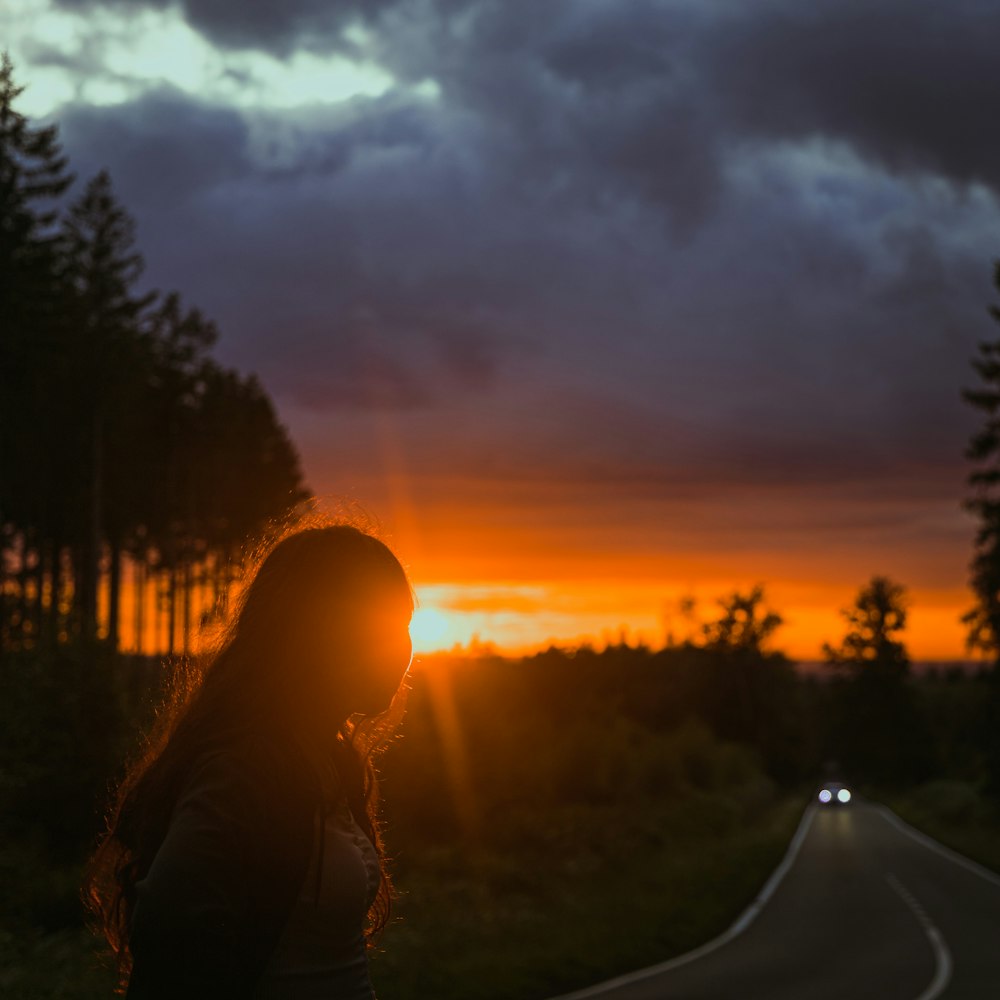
(409, 606), (453, 652)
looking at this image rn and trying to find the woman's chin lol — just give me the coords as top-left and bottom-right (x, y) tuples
(350, 697), (392, 720)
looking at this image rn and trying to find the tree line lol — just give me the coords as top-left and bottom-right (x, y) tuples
(4, 40), (1000, 693)
(0, 55), (308, 657)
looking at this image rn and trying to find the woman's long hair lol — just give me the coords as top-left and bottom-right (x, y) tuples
(83, 517), (414, 990)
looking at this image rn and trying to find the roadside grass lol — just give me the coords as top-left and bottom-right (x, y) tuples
(3, 795), (804, 1000)
(0, 841), (118, 1000)
(371, 794), (805, 1000)
(0, 922), (117, 1000)
(888, 780), (1000, 875)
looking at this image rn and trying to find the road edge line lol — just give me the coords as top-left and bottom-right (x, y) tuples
(885, 873), (953, 1000)
(546, 802), (818, 1000)
(878, 805), (1000, 890)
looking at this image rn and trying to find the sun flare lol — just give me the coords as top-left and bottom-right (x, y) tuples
(409, 606), (453, 652)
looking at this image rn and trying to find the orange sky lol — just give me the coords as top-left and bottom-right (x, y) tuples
(299, 451), (982, 663)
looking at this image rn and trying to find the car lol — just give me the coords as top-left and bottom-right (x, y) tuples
(817, 781), (852, 806)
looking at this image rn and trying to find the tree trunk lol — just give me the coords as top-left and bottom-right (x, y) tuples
(108, 536), (122, 650)
(27, 537), (41, 648)
(39, 537), (55, 649)
(182, 558), (191, 654)
(17, 535), (31, 650)
(0, 538), (8, 657)
(78, 415), (104, 642)
(167, 561), (178, 657)
(134, 555), (145, 656)
(54, 542), (67, 642)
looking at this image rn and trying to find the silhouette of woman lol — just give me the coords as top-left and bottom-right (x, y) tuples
(84, 523), (414, 999)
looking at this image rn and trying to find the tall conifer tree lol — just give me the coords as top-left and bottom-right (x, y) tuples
(0, 52), (74, 651)
(61, 170), (155, 641)
(962, 262), (1000, 794)
(963, 262), (1000, 661)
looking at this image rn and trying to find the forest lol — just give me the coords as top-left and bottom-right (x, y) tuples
(0, 52), (308, 659)
(5, 51), (1000, 1000)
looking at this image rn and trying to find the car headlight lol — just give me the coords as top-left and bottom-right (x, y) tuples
(818, 788), (832, 803)
(837, 788), (851, 803)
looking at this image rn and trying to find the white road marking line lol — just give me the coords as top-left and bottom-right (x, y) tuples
(885, 873), (953, 1000)
(547, 804), (818, 1000)
(878, 805), (1000, 891)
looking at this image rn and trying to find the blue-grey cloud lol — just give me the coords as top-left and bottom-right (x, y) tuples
(39, 0), (1000, 507)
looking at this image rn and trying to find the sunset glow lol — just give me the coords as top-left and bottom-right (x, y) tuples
(402, 578), (976, 662)
(9, 0), (995, 667)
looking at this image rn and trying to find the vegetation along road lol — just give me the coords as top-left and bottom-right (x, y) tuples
(551, 800), (1000, 1000)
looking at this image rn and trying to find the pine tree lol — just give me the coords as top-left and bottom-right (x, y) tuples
(0, 53), (74, 652)
(0, 51), (73, 319)
(962, 261), (1000, 795)
(60, 170), (155, 642)
(0, 56), (309, 655)
(963, 262), (1000, 660)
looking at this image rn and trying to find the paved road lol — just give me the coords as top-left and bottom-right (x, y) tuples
(555, 801), (1000, 1000)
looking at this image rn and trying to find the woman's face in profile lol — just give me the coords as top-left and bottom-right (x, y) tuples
(316, 591), (413, 718)
(346, 598), (413, 715)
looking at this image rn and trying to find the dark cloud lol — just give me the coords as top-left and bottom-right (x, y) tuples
(48, 0), (1000, 195)
(59, 89), (510, 408)
(51, 0), (391, 56)
(382, 0), (1000, 194)
(706, 0), (1000, 191)
(60, 89), (252, 200)
(36, 0), (1000, 518)
(272, 298), (504, 409)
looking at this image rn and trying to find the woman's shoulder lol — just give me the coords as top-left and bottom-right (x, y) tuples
(128, 733), (319, 998)
(195, 728), (310, 778)
(178, 730), (319, 835)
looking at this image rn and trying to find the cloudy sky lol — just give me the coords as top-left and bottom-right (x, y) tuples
(6, 0), (1000, 656)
